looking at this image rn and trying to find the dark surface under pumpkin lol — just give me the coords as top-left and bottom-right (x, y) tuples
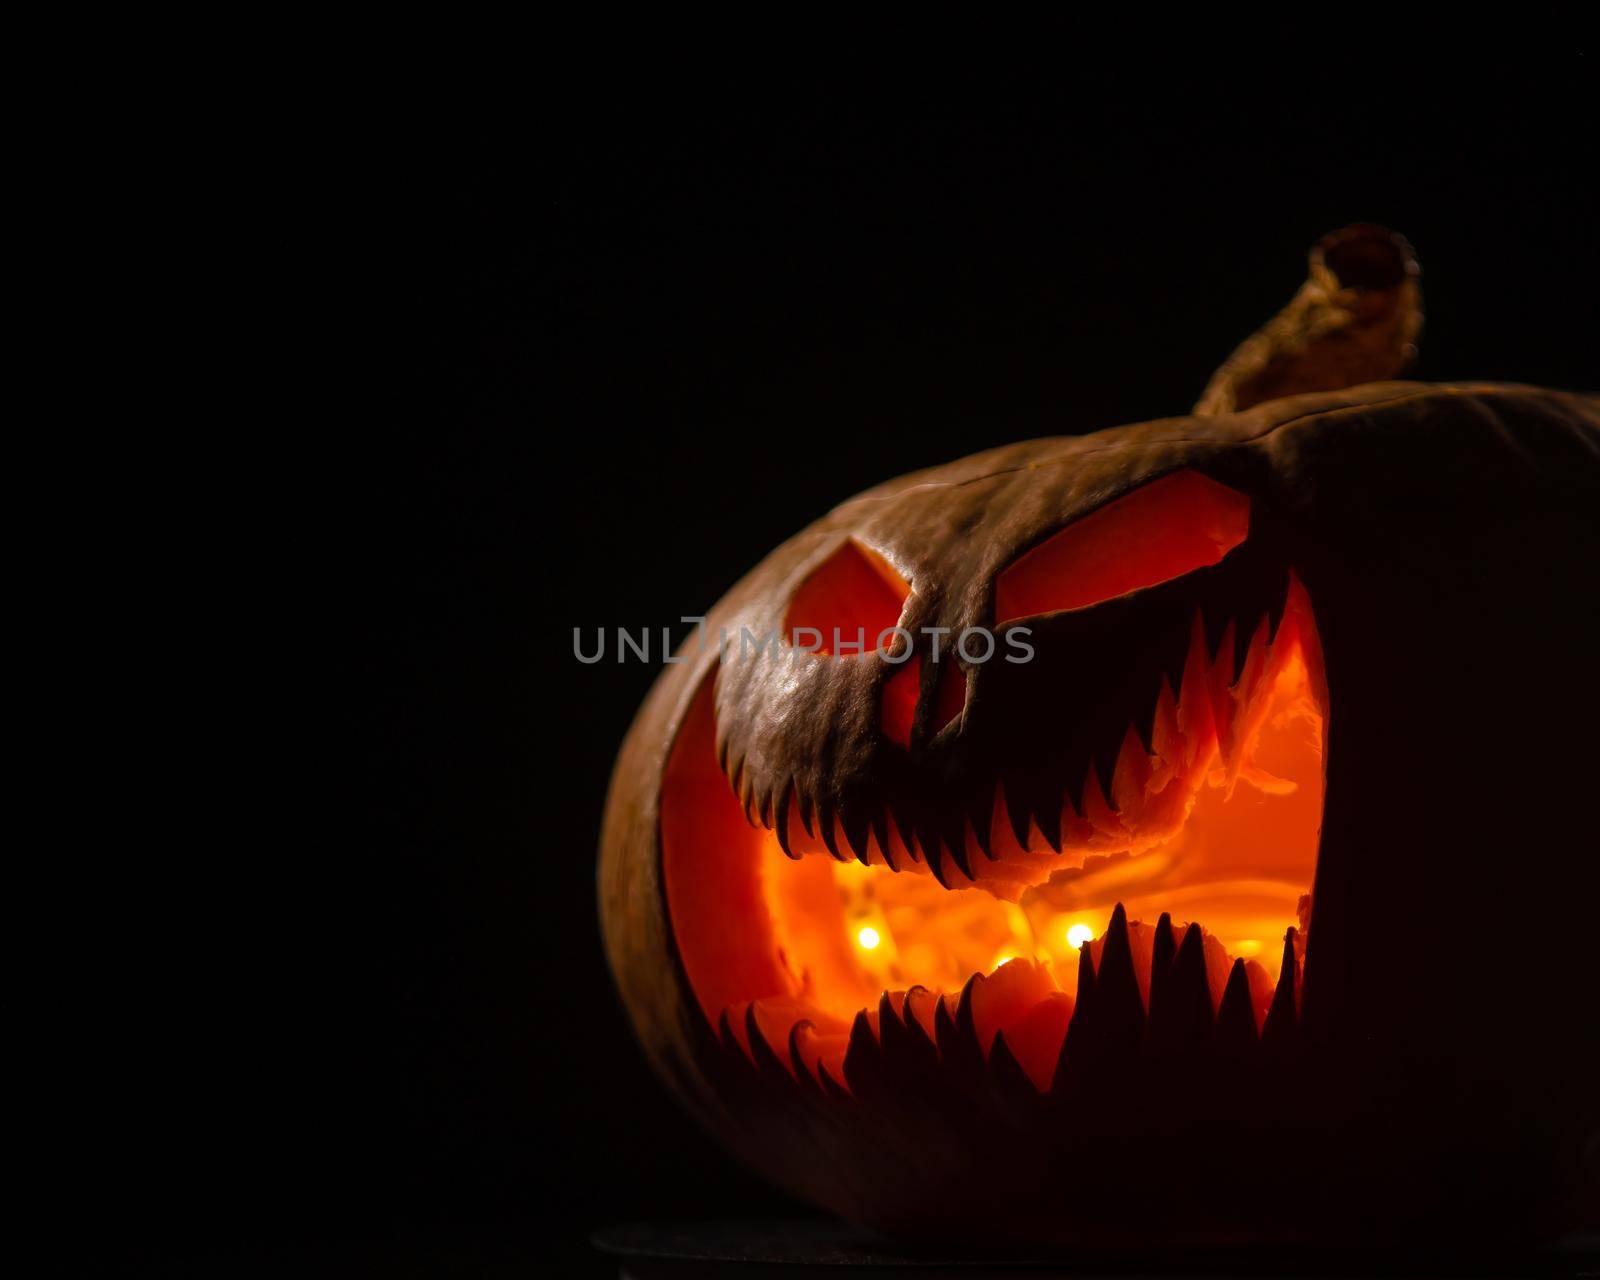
(600, 229), (1600, 1246)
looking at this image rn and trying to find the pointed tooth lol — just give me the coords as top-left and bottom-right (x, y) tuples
(1150, 678), (1182, 771)
(891, 999), (939, 1079)
(933, 992), (959, 1055)
(1149, 923), (1212, 1051)
(876, 991), (908, 1055)
(1211, 616), (1237, 682)
(956, 970), (983, 1040)
(1074, 936), (1097, 1004)
(1049, 1000), (1075, 1094)
(1074, 767), (1096, 823)
(1078, 766), (1122, 836)
(773, 785), (798, 859)
(1262, 927), (1300, 1046)
(787, 1019), (821, 1089)
(1265, 571), (1292, 638)
(999, 769), (1064, 855)
(842, 1008), (882, 1096)
(1101, 902), (1131, 952)
(744, 1003), (787, 1077)
(797, 787), (816, 838)
(1164, 613), (1196, 699)
(896, 806), (921, 864)
(870, 807), (893, 870)
(875, 827), (899, 873)
(1089, 745), (1118, 814)
(1237, 613), (1270, 694)
(1061, 935), (1098, 1070)
(967, 782), (996, 860)
(937, 987), (984, 1085)
(818, 806), (845, 861)
(841, 807), (872, 866)
(988, 1027), (1018, 1072)
(1244, 958), (1276, 1029)
(986, 1030), (1037, 1097)
(1111, 723), (1152, 817)
(901, 986), (938, 1049)
(1002, 774), (1033, 851)
(1131, 674), (1161, 751)
(1178, 613), (1219, 762)
(1058, 785), (1083, 851)
(1214, 958), (1258, 1049)
(1200, 932), (1234, 1008)
(1278, 925), (1299, 997)
(1032, 783), (1064, 853)
(1093, 903), (1145, 1053)
(1208, 621), (1238, 759)
(1173, 927), (1214, 1016)
(1221, 616), (1272, 773)
(1147, 911), (1177, 1016)
(1152, 912), (1176, 971)
(922, 833), (952, 888)
(942, 817), (973, 881)
(955, 988), (991, 1077)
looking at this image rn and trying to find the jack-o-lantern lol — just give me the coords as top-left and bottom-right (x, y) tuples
(599, 227), (1599, 1245)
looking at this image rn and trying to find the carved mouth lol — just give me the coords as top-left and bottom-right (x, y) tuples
(661, 573), (1326, 1102)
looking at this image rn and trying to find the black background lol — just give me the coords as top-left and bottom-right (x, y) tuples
(117, 60), (1595, 1274)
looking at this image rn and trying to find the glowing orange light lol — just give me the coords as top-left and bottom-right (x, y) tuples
(671, 545), (1330, 1096)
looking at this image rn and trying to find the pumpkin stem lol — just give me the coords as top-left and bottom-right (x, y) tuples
(1194, 224), (1423, 416)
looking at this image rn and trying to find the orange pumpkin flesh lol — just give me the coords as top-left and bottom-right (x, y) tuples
(665, 483), (1324, 1098)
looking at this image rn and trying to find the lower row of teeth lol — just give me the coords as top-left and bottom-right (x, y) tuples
(723, 903), (1306, 1097)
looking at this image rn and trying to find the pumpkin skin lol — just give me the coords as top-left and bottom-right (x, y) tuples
(599, 231), (1599, 1245)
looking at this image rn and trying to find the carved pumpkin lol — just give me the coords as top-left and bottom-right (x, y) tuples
(599, 227), (1599, 1244)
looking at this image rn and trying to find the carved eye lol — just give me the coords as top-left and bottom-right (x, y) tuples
(994, 470), (1249, 624)
(786, 538), (911, 655)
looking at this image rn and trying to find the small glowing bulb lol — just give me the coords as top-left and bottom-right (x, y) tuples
(856, 926), (881, 951)
(1066, 923), (1095, 950)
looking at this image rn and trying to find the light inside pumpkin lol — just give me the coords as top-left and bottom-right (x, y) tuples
(661, 489), (1326, 1094)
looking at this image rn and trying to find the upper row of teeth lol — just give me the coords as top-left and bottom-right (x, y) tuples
(717, 602), (1292, 888)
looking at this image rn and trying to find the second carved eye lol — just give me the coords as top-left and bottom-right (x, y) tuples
(993, 470), (1250, 624)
